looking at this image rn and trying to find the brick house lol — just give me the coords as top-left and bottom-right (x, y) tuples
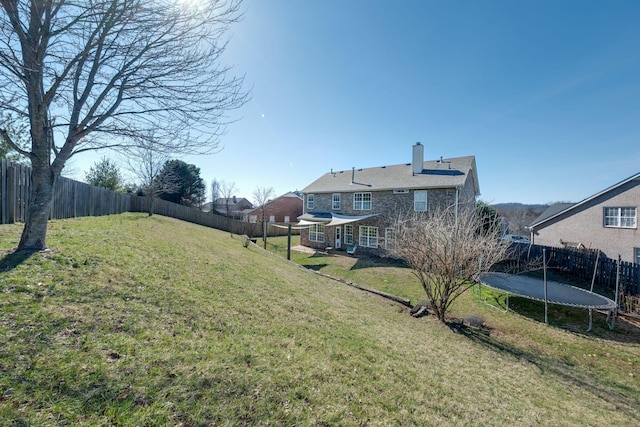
(204, 197), (253, 220)
(298, 143), (480, 253)
(528, 172), (640, 264)
(246, 191), (303, 224)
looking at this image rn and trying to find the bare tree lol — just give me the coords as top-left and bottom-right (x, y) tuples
(253, 186), (274, 249)
(493, 203), (549, 236)
(390, 204), (510, 323)
(122, 142), (170, 215)
(0, 0), (248, 251)
(210, 179), (221, 213)
(220, 180), (238, 218)
(219, 180), (237, 235)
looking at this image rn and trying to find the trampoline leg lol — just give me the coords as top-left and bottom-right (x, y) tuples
(505, 294), (509, 313)
(587, 309), (592, 333)
(606, 309), (616, 331)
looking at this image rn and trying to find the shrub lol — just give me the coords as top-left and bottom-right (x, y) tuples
(464, 313), (485, 328)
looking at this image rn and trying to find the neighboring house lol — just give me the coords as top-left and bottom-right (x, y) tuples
(528, 172), (640, 264)
(202, 197), (253, 220)
(246, 191), (303, 224)
(298, 143), (480, 253)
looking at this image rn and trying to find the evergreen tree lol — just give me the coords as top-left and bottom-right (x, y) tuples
(155, 159), (205, 207)
(85, 157), (124, 191)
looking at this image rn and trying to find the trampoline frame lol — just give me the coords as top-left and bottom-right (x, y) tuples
(476, 274), (617, 331)
(477, 249), (619, 331)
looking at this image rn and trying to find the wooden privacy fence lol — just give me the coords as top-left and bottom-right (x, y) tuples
(509, 243), (640, 297)
(1, 160), (29, 224)
(1, 159), (131, 224)
(129, 196), (295, 237)
(1, 160), (295, 238)
(50, 176), (131, 220)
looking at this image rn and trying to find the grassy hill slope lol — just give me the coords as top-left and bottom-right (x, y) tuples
(1, 214), (638, 426)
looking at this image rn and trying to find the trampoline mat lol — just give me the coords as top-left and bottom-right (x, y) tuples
(478, 272), (616, 310)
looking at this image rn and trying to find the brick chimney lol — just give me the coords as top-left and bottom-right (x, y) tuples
(412, 142), (424, 175)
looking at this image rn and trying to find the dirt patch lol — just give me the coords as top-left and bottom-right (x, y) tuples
(291, 245), (317, 254)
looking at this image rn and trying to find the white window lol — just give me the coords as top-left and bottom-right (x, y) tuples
(354, 192), (372, 210)
(284, 216), (290, 223)
(309, 224), (325, 242)
(307, 194), (315, 210)
(414, 190), (428, 212)
(269, 215), (275, 223)
(604, 207), (637, 228)
(344, 224), (353, 245)
(359, 226), (378, 248)
(385, 227), (395, 250)
(249, 215), (257, 223)
(332, 193), (341, 210)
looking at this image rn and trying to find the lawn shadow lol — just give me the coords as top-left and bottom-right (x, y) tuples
(300, 263), (329, 271)
(457, 325), (639, 420)
(310, 251), (332, 258)
(349, 254), (407, 271)
(0, 249), (37, 273)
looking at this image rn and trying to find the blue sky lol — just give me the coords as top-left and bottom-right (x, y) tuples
(72, 0), (640, 205)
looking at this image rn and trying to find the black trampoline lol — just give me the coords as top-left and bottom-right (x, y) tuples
(477, 272), (617, 330)
(478, 272), (616, 309)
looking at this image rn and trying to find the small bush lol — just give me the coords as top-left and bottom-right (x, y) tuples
(464, 313), (485, 328)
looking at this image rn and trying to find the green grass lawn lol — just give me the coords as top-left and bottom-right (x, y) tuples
(1, 214), (639, 426)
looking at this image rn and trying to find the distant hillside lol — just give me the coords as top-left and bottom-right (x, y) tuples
(491, 203), (550, 235)
(492, 203), (550, 212)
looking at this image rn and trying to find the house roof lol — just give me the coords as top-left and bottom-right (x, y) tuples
(216, 197), (252, 206)
(528, 172), (640, 229)
(301, 156), (479, 194)
(279, 191), (303, 199)
(529, 202), (575, 227)
(245, 191), (303, 214)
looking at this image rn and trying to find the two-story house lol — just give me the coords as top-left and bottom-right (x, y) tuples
(528, 172), (640, 264)
(246, 191), (303, 224)
(205, 197), (253, 220)
(298, 143), (480, 253)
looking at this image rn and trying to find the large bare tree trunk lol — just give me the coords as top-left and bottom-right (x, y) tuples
(18, 160), (55, 250)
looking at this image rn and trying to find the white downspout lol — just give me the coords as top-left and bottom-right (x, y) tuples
(455, 187), (459, 225)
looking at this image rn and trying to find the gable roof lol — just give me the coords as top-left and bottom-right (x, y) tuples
(279, 191), (303, 199)
(529, 202), (575, 226)
(301, 156), (479, 194)
(215, 197), (252, 207)
(245, 191), (303, 214)
(528, 172), (640, 229)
